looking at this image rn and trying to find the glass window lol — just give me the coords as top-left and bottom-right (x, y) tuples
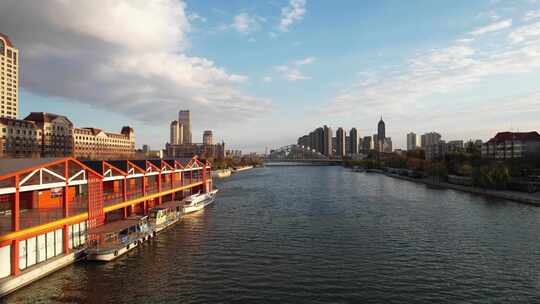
(37, 234), (46, 263)
(27, 237), (37, 267)
(19, 241), (27, 270)
(68, 225), (73, 250)
(73, 224), (80, 247)
(46, 232), (55, 259)
(55, 229), (63, 256)
(0, 245), (10, 279)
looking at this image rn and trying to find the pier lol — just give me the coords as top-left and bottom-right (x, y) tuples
(0, 156), (213, 297)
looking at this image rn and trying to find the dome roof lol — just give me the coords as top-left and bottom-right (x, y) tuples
(0, 33), (13, 47)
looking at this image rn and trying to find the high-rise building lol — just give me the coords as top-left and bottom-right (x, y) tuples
(362, 136), (372, 152)
(349, 128), (358, 155)
(407, 132), (419, 151)
(377, 117), (386, 152)
(170, 120), (183, 145)
(383, 137), (393, 153)
(421, 132), (442, 148)
(0, 33), (19, 119)
(323, 125), (333, 157)
(178, 110), (192, 144)
(336, 127), (346, 157)
(203, 130), (213, 145)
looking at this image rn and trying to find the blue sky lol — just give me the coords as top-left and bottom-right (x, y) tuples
(3, 0), (540, 152)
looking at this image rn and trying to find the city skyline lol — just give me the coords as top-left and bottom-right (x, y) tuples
(1, 1), (540, 152)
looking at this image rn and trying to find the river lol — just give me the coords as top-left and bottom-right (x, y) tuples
(5, 166), (540, 303)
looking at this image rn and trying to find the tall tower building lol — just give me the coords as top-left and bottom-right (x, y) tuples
(178, 110), (192, 144)
(170, 120), (183, 144)
(407, 132), (419, 151)
(323, 125), (333, 157)
(203, 130), (213, 145)
(349, 128), (358, 155)
(0, 33), (19, 119)
(336, 127), (346, 157)
(377, 117), (386, 152)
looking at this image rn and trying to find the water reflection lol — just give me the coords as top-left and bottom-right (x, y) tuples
(6, 166), (540, 304)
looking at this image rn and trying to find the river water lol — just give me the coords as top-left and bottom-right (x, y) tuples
(5, 166), (540, 303)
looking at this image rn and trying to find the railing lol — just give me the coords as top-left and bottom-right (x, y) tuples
(103, 192), (124, 207)
(126, 190), (143, 201)
(146, 185), (159, 195)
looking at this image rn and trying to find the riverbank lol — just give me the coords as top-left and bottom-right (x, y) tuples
(369, 171), (540, 206)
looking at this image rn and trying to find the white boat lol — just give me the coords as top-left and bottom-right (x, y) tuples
(86, 216), (151, 262)
(183, 189), (219, 214)
(148, 200), (183, 234)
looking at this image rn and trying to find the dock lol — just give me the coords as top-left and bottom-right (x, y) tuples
(0, 156), (214, 297)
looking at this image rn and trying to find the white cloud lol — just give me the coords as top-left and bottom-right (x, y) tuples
(0, 0), (270, 126)
(274, 58), (314, 81)
(285, 69), (310, 81)
(325, 22), (540, 118)
(293, 56), (315, 65)
(188, 12), (206, 23)
(524, 10), (540, 21)
(262, 76), (272, 82)
(231, 13), (265, 34)
(279, 0), (306, 32)
(470, 19), (512, 35)
(509, 21), (540, 43)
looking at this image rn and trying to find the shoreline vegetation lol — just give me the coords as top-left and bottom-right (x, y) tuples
(342, 145), (540, 206)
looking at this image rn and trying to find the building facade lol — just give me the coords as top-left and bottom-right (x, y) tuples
(0, 33), (19, 119)
(24, 112), (73, 157)
(426, 141), (448, 161)
(73, 126), (135, 160)
(166, 142), (225, 159)
(170, 120), (183, 145)
(362, 136), (372, 152)
(481, 132), (540, 160)
(377, 117), (385, 152)
(421, 132), (442, 148)
(323, 125), (333, 157)
(447, 140), (464, 152)
(349, 128), (358, 155)
(0, 118), (41, 158)
(407, 132), (419, 151)
(336, 128), (346, 158)
(203, 130), (213, 145)
(178, 110), (192, 144)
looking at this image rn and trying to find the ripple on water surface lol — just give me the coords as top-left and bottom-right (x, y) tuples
(5, 166), (540, 304)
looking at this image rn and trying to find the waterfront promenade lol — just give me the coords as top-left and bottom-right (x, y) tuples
(375, 171), (540, 206)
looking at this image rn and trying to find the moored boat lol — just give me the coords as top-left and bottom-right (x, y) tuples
(148, 200), (184, 234)
(86, 215), (151, 262)
(183, 189), (219, 214)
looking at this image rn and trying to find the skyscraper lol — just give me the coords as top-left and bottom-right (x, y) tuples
(421, 132), (442, 148)
(0, 33), (19, 119)
(323, 125), (333, 157)
(349, 128), (358, 155)
(336, 127), (346, 157)
(407, 132), (419, 151)
(170, 120), (183, 144)
(203, 130), (213, 145)
(178, 110), (192, 144)
(377, 117), (386, 152)
(362, 136), (372, 152)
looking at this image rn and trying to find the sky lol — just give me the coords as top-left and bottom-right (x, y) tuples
(1, 0), (540, 152)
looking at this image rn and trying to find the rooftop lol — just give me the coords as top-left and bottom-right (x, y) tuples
(487, 132), (540, 143)
(0, 33), (13, 47)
